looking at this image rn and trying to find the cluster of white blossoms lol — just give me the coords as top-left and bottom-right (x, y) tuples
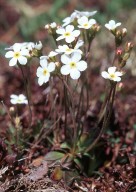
(62, 10), (97, 26)
(5, 9), (125, 104)
(5, 42), (43, 66)
(10, 94), (28, 105)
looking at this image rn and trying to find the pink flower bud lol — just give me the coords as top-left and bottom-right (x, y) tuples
(116, 48), (122, 55)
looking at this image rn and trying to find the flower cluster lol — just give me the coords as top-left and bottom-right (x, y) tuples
(5, 42), (43, 66)
(62, 10), (97, 26)
(5, 9), (132, 105)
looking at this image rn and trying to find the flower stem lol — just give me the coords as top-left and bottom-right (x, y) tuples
(19, 65), (32, 128)
(85, 83), (116, 153)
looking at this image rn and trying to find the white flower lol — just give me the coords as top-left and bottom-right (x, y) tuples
(61, 53), (87, 79)
(74, 10), (97, 17)
(105, 20), (121, 30)
(10, 94), (28, 104)
(62, 12), (78, 27)
(101, 67), (123, 82)
(55, 40), (83, 55)
(22, 42), (42, 51)
(62, 10), (97, 27)
(5, 43), (29, 66)
(36, 56), (55, 86)
(78, 16), (96, 29)
(56, 25), (80, 43)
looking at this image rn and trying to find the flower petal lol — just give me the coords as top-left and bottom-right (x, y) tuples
(10, 99), (18, 104)
(76, 61), (87, 71)
(75, 40), (84, 49)
(115, 71), (123, 76)
(89, 19), (96, 25)
(56, 28), (65, 34)
(10, 94), (18, 99)
(40, 56), (48, 68)
(36, 67), (44, 77)
(9, 57), (17, 66)
(13, 43), (22, 52)
(60, 65), (70, 75)
(70, 69), (80, 79)
(72, 30), (80, 37)
(71, 52), (81, 62)
(18, 56), (27, 65)
(20, 49), (29, 56)
(56, 35), (65, 41)
(65, 36), (75, 43)
(66, 25), (74, 32)
(38, 76), (45, 86)
(5, 51), (14, 58)
(78, 16), (88, 25)
(61, 54), (70, 65)
(48, 62), (55, 72)
(108, 67), (116, 74)
(101, 71), (109, 79)
(114, 77), (121, 82)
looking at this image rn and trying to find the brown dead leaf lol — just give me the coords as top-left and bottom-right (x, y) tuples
(27, 161), (48, 181)
(32, 156), (44, 167)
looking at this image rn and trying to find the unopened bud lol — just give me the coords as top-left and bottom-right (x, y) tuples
(92, 24), (101, 32)
(9, 107), (15, 116)
(116, 48), (122, 56)
(125, 42), (134, 52)
(122, 28), (127, 37)
(45, 24), (50, 29)
(123, 53), (130, 61)
(116, 30), (122, 37)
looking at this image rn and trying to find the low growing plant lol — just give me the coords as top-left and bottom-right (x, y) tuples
(4, 9), (133, 180)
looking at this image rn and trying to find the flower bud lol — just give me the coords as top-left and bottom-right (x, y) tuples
(125, 42), (134, 52)
(116, 48), (122, 56)
(9, 107), (16, 116)
(123, 53), (130, 61)
(122, 28), (127, 37)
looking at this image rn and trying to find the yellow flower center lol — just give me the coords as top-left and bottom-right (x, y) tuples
(17, 99), (22, 103)
(66, 48), (72, 52)
(70, 62), (76, 69)
(64, 32), (70, 37)
(43, 69), (48, 76)
(109, 73), (116, 79)
(14, 52), (20, 58)
(84, 23), (88, 27)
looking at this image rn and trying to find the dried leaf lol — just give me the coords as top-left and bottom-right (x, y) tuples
(27, 161), (48, 181)
(51, 166), (63, 181)
(32, 156), (44, 167)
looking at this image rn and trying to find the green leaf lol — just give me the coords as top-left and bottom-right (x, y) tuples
(60, 142), (71, 150)
(74, 158), (83, 171)
(44, 151), (64, 161)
